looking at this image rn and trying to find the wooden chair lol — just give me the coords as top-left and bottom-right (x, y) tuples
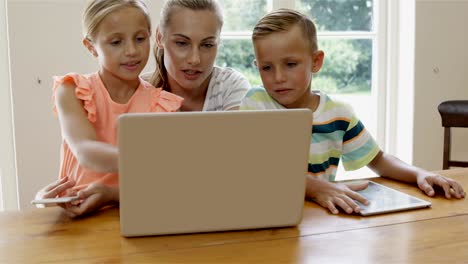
(438, 100), (468, 169)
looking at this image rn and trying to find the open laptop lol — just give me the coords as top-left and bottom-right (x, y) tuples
(118, 109), (312, 237)
(354, 181), (432, 216)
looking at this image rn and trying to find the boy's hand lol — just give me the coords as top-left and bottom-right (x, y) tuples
(306, 175), (369, 214)
(416, 173), (466, 199)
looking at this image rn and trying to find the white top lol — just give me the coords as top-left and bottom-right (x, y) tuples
(202, 66), (250, 111)
(142, 66), (250, 111)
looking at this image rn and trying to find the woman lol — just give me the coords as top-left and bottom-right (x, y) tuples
(146, 0), (249, 111)
(37, 0), (251, 217)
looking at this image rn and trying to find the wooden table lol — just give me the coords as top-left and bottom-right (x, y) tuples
(1, 169), (467, 263)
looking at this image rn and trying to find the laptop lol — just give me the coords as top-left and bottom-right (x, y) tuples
(118, 109), (312, 237)
(354, 181), (432, 216)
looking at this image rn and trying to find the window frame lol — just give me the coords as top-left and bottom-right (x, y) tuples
(221, 0), (389, 149)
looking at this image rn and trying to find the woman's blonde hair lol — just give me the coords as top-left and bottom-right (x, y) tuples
(253, 8), (318, 52)
(150, 0), (223, 91)
(82, 0), (151, 40)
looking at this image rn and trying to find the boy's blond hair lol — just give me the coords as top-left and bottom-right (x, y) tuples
(253, 8), (318, 52)
(83, 0), (151, 40)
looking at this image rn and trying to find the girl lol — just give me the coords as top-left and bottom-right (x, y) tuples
(35, 0), (183, 217)
(46, 0), (252, 217)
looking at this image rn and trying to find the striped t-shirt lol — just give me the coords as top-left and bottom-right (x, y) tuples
(203, 66), (250, 111)
(240, 87), (380, 181)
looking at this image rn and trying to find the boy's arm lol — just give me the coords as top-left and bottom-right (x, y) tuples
(55, 82), (118, 173)
(368, 151), (465, 199)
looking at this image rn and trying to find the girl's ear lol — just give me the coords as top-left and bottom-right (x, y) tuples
(155, 27), (164, 49)
(82, 38), (98, 57)
(311, 50), (325, 73)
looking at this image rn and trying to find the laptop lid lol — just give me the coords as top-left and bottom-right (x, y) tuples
(355, 181), (432, 216)
(118, 109), (312, 237)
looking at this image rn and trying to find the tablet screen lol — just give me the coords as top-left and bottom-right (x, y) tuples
(356, 181), (431, 216)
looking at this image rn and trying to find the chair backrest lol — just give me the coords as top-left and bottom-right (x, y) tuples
(437, 100), (468, 169)
(438, 100), (468, 127)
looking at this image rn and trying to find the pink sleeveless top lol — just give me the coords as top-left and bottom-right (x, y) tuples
(53, 73), (183, 195)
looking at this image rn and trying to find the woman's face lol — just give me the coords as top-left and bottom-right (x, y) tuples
(157, 8), (221, 92)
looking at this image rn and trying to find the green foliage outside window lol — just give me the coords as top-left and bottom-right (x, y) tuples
(297, 0), (373, 94)
(216, 39), (260, 86)
(298, 0), (373, 31)
(216, 0), (374, 94)
(317, 39), (372, 94)
(218, 0), (268, 31)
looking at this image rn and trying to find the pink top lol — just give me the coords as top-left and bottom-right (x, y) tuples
(53, 72), (183, 194)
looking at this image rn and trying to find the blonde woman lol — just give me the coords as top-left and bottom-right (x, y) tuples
(144, 0), (250, 111)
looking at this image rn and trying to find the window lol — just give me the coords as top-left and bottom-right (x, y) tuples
(217, 0), (387, 179)
(216, 0), (268, 86)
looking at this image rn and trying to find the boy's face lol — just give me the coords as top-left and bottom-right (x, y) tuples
(253, 24), (324, 109)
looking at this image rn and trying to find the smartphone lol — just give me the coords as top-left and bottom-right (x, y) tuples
(31, 195), (80, 205)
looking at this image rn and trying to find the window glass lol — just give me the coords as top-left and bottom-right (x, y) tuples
(216, 39), (260, 86)
(316, 39), (372, 94)
(296, 0), (374, 31)
(218, 0), (268, 31)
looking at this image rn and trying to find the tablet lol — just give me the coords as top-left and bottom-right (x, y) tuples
(31, 195), (80, 205)
(355, 181), (431, 216)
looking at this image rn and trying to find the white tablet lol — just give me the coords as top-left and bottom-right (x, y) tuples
(355, 181), (431, 216)
(31, 195), (80, 205)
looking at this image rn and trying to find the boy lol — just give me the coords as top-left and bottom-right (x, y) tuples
(240, 9), (465, 214)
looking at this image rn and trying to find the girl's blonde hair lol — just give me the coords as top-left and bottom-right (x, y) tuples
(150, 0), (223, 91)
(253, 8), (318, 52)
(82, 0), (151, 40)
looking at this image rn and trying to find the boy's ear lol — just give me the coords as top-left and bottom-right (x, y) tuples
(155, 27), (164, 48)
(311, 50), (325, 73)
(82, 38), (98, 57)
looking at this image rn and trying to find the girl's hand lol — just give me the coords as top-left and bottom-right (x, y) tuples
(416, 173), (466, 199)
(34, 177), (76, 208)
(306, 175), (369, 214)
(62, 183), (119, 218)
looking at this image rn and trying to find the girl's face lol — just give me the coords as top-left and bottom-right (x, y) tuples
(84, 7), (151, 84)
(157, 8), (221, 92)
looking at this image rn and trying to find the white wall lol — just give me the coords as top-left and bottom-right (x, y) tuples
(7, 0), (161, 209)
(413, 0), (468, 170)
